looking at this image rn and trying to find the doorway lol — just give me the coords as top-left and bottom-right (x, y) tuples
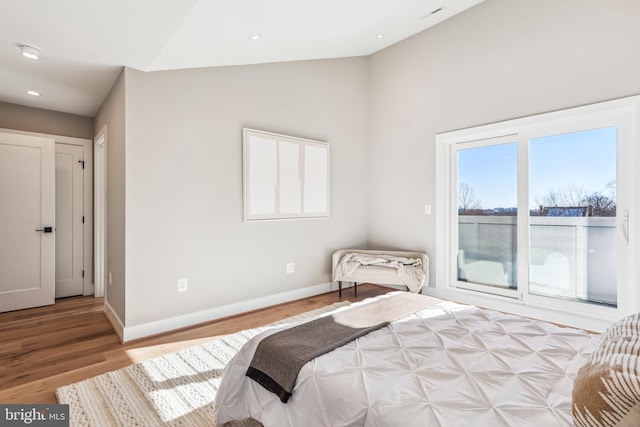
(55, 143), (85, 298)
(0, 129), (93, 312)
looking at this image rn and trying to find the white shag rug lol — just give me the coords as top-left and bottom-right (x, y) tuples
(56, 302), (349, 427)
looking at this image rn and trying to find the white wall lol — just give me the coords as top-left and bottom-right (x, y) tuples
(368, 0), (640, 287)
(123, 58), (369, 327)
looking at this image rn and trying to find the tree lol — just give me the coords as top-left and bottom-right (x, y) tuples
(458, 182), (481, 214)
(535, 185), (616, 217)
(535, 185), (587, 208)
(583, 192), (616, 217)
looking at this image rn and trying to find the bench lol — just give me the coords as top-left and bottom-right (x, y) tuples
(332, 249), (429, 297)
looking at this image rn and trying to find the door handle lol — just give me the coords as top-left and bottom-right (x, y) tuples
(622, 209), (630, 246)
(35, 227), (53, 233)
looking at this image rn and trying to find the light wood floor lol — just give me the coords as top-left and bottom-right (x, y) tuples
(0, 284), (391, 404)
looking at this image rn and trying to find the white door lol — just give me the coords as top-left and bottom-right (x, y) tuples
(55, 144), (84, 298)
(0, 132), (56, 312)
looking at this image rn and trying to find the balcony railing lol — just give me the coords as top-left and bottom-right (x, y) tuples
(457, 215), (617, 305)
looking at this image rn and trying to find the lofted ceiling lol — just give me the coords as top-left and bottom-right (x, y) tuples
(0, 0), (484, 117)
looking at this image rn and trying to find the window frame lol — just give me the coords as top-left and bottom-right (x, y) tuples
(435, 96), (639, 332)
(243, 128), (330, 221)
(450, 135), (520, 299)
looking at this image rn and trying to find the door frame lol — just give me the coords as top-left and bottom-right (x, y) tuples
(94, 126), (106, 299)
(0, 128), (94, 296)
(434, 95), (639, 333)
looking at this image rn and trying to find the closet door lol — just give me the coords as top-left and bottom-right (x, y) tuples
(0, 132), (56, 312)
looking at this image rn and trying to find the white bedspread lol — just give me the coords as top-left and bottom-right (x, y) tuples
(213, 293), (600, 427)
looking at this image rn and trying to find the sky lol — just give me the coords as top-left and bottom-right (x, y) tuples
(457, 127), (617, 210)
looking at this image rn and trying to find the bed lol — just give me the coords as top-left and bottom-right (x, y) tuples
(213, 292), (616, 426)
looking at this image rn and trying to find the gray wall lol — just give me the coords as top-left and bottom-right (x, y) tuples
(94, 71), (127, 322)
(0, 101), (93, 139)
(92, 0), (640, 330)
(123, 58), (369, 326)
(368, 0), (640, 287)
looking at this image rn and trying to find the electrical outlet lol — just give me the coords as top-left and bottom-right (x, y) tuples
(424, 204), (432, 215)
(177, 278), (188, 292)
(286, 262), (295, 274)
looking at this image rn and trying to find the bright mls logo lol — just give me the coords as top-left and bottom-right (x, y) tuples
(0, 405), (69, 426)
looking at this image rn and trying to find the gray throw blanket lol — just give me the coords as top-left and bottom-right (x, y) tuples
(246, 293), (440, 402)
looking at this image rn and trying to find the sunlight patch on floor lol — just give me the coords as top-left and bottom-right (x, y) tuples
(148, 380), (222, 422)
(124, 335), (227, 363)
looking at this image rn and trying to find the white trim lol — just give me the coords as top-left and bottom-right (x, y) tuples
(93, 125), (107, 297)
(122, 282), (334, 342)
(0, 127), (94, 296)
(0, 127), (90, 146)
(437, 285), (614, 332)
(104, 300), (124, 343)
(94, 126), (107, 298)
(82, 141), (94, 296)
(435, 95), (640, 332)
(243, 128), (330, 221)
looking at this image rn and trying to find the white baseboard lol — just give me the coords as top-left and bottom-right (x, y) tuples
(104, 301), (125, 343)
(121, 282), (334, 342)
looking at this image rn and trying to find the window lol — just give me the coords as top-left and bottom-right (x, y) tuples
(456, 139), (518, 298)
(528, 128), (617, 306)
(243, 129), (329, 221)
(436, 97), (638, 331)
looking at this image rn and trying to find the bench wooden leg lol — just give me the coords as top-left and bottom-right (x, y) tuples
(338, 281), (357, 298)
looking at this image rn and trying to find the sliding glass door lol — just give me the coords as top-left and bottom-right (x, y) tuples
(456, 138), (518, 298)
(528, 127), (617, 306)
(440, 99), (636, 324)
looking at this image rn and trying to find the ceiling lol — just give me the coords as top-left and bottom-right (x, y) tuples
(0, 0), (484, 117)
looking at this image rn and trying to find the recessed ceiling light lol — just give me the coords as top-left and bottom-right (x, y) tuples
(26, 90), (41, 97)
(249, 34), (261, 40)
(376, 34), (385, 39)
(18, 44), (42, 60)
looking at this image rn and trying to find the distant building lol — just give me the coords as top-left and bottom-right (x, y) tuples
(458, 207), (518, 216)
(539, 205), (593, 217)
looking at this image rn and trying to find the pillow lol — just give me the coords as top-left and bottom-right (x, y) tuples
(573, 312), (640, 427)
